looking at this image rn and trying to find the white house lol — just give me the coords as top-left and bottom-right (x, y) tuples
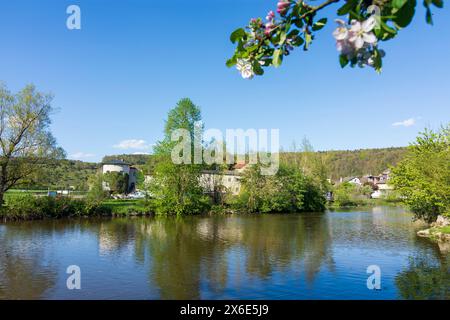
(102, 160), (138, 193)
(347, 177), (362, 186)
(200, 170), (242, 196)
(377, 182), (394, 196)
(144, 163), (249, 197)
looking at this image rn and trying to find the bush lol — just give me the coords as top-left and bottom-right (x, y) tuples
(87, 173), (109, 202)
(332, 182), (359, 207)
(0, 195), (112, 221)
(235, 164), (326, 213)
(391, 125), (450, 222)
(331, 182), (375, 207)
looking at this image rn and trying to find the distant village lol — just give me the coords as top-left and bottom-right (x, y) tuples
(337, 169), (393, 199)
(101, 159), (393, 200)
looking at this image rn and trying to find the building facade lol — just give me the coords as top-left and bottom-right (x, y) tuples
(102, 160), (137, 193)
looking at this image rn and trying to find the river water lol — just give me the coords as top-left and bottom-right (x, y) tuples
(0, 206), (448, 299)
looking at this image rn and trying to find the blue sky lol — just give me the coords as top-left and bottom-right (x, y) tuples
(0, 0), (449, 162)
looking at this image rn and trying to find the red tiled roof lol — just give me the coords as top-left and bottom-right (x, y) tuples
(234, 162), (247, 169)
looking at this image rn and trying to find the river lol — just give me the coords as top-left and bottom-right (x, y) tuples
(0, 206), (448, 299)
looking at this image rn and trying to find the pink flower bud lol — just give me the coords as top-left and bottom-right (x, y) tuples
(266, 10), (275, 21)
(276, 1), (290, 15)
(264, 22), (275, 36)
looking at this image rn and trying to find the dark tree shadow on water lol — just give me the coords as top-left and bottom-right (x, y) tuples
(395, 246), (450, 300)
(0, 225), (57, 299)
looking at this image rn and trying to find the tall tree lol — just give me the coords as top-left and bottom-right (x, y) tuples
(150, 98), (209, 215)
(0, 84), (64, 204)
(391, 125), (450, 222)
(103, 172), (129, 195)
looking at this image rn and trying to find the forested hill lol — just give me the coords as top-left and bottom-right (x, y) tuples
(317, 147), (407, 179)
(25, 160), (100, 190)
(102, 147), (407, 180)
(279, 147), (407, 181)
(102, 154), (150, 165)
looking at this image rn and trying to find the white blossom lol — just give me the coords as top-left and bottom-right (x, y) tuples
(236, 59), (254, 79)
(332, 17), (382, 69)
(333, 19), (349, 41)
(348, 17), (377, 49)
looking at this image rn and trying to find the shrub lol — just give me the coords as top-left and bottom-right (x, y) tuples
(391, 125), (450, 222)
(235, 164), (326, 213)
(0, 195), (112, 221)
(332, 182), (359, 207)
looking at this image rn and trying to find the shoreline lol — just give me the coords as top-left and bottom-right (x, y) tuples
(0, 204), (405, 223)
(416, 216), (450, 252)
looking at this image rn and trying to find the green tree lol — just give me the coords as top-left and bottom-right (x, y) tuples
(103, 172), (129, 195)
(333, 182), (359, 207)
(150, 98), (210, 215)
(237, 163), (325, 213)
(87, 172), (108, 202)
(391, 125), (450, 222)
(0, 84), (65, 205)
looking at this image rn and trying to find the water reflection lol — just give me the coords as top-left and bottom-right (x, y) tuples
(395, 244), (450, 300)
(0, 224), (57, 299)
(137, 214), (334, 299)
(0, 207), (448, 299)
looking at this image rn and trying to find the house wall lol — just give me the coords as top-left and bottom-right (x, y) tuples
(198, 172), (242, 196)
(102, 164), (136, 193)
(128, 168), (138, 192)
(102, 164), (130, 175)
(143, 171), (243, 196)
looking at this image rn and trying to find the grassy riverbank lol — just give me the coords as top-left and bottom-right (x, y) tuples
(0, 194), (154, 221)
(102, 199), (153, 216)
(327, 198), (402, 210)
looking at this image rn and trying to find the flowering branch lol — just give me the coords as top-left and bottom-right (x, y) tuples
(227, 0), (444, 79)
(297, 0), (341, 20)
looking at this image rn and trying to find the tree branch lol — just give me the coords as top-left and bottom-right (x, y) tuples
(298, 0), (341, 20)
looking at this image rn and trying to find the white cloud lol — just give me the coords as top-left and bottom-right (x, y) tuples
(392, 118), (416, 127)
(69, 152), (96, 159)
(113, 139), (151, 150)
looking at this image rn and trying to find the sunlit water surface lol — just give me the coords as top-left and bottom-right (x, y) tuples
(0, 206), (448, 299)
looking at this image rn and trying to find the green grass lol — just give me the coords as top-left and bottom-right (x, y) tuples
(437, 226), (450, 234)
(102, 199), (153, 215)
(327, 198), (403, 209)
(4, 190), (87, 203)
(426, 225), (450, 241)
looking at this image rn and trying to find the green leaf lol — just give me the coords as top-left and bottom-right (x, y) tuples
(273, 49), (283, 67)
(380, 21), (398, 35)
(287, 29), (300, 38)
(392, 0), (408, 9)
(312, 18), (327, 31)
(432, 0), (444, 8)
(303, 33), (312, 51)
(279, 31), (287, 45)
(293, 18), (304, 28)
(425, 7), (433, 25)
(337, 0), (358, 16)
(423, 0), (443, 25)
(373, 49), (383, 74)
(252, 61), (264, 75)
(291, 36), (304, 47)
(247, 44), (259, 53)
(225, 57), (237, 68)
(394, 0), (417, 28)
(339, 55), (349, 68)
(230, 28), (246, 43)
